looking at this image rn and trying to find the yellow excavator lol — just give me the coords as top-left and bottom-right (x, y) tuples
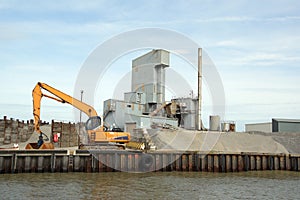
(25, 82), (130, 149)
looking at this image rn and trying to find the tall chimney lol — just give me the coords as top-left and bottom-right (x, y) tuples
(197, 48), (202, 130)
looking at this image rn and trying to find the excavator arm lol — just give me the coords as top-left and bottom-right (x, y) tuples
(32, 82), (98, 134)
(29, 82), (130, 150)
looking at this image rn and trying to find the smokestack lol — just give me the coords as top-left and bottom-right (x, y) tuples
(197, 48), (202, 130)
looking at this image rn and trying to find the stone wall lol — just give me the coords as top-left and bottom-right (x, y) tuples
(0, 116), (84, 148)
(0, 116), (35, 145)
(51, 120), (80, 147)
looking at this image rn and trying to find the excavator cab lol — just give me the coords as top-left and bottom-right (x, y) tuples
(85, 116), (101, 130)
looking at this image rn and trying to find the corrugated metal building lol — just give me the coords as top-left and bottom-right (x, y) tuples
(103, 49), (178, 131)
(103, 98), (177, 131)
(131, 49), (169, 112)
(245, 118), (300, 133)
(272, 118), (300, 132)
(103, 49), (204, 132)
(245, 122), (272, 132)
(172, 98), (198, 130)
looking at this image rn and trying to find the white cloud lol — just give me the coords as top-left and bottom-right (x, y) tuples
(234, 53), (300, 65)
(215, 40), (240, 47)
(0, 0), (108, 12)
(207, 35), (300, 68)
(169, 15), (300, 24)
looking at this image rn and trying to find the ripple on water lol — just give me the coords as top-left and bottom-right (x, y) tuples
(0, 171), (299, 199)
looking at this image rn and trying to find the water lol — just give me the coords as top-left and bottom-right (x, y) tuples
(0, 171), (299, 199)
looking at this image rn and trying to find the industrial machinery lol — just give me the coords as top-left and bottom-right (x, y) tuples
(26, 82), (130, 149)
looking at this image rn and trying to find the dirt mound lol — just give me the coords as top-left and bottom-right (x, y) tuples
(152, 128), (290, 154)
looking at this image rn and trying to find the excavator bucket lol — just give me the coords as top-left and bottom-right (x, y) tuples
(25, 142), (54, 149)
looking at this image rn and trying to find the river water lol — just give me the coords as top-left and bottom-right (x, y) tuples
(0, 171), (299, 199)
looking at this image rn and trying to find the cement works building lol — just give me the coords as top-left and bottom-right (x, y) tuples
(103, 49), (204, 132)
(245, 118), (300, 133)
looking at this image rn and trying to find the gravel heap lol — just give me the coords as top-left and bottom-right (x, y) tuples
(151, 128), (291, 154)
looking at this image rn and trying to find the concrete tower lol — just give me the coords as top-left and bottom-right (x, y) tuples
(131, 49), (169, 113)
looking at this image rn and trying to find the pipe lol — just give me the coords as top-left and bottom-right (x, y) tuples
(197, 48), (202, 130)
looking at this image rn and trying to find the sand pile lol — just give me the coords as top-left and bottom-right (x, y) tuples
(152, 128), (290, 154)
(1, 124), (296, 154)
(252, 132), (300, 154)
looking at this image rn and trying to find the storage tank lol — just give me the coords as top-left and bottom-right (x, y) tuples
(209, 115), (220, 131)
(221, 122), (230, 132)
(229, 123), (236, 132)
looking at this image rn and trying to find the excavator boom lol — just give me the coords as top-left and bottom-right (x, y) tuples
(33, 82), (98, 133)
(29, 82), (130, 150)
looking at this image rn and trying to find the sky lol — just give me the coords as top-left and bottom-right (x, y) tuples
(0, 0), (300, 131)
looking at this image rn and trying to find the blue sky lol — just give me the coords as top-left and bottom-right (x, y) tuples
(0, 0), (300, 131)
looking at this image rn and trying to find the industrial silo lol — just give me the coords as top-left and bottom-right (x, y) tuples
(209, 115), (220, 131)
